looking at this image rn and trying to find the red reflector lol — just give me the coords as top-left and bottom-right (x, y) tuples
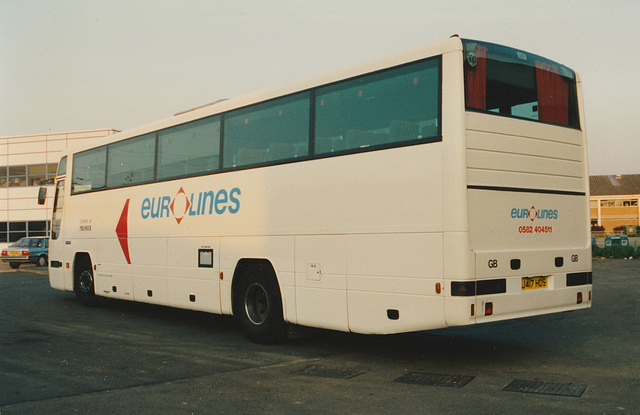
(577, 292), (583, 304)
(589, 291), (592, 301)
(485, 302), (493, 316)
(471, 304), (475, 316)
(435, 282), (441, 294)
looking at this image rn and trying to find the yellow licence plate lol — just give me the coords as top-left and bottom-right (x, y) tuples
(8, 251), (20, 256)
(522, 276), (548, 290)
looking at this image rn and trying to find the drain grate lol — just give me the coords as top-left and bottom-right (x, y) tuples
(294, 365), (368, 379)
(503, 379), (587, 397)
(394, 372), (475, 388)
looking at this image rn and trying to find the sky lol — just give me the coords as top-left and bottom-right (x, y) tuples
(1, 0), (638, 175)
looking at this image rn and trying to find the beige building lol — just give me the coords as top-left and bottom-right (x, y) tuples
(0, 129), (118, 249)
(590, 174), (640, 234)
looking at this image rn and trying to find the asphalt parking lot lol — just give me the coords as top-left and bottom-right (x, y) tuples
(0, 259), (638, 414)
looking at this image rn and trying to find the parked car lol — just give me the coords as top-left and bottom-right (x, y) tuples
(604, 235), (629, 247)
(1, 237), (48, 269)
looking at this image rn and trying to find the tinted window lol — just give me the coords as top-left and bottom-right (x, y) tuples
(223, 92), (310, 168)
(463, 39), (579, 128)
(51, 181), (64, 239)
(107, 133), (156, 187)
(73, 147), (107, 193)
(314, 58), (440, 155)
(57, 157), (67, 176)
(157, 116), (221, 180)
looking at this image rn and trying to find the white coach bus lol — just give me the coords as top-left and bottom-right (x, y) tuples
(40, 36), (592, 343)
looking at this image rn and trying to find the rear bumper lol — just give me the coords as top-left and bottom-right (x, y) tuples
(1, 257), (33, 263)
(445, 247), (592, 327)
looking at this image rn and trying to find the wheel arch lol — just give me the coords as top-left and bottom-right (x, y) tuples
(231, 258), (279, 315)
(73, 252), (93, 281)
(230, 257), (288, 343)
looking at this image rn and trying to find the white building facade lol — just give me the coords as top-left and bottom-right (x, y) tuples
(0, 129), (118, 249)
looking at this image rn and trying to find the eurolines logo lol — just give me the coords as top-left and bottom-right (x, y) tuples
(116, 187), (240, 265)
(511, 206), (558, 222)
(141, 186), (241, 224)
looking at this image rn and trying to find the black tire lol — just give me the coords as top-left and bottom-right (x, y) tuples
(74, 257), (100, 306)
(233, 263), (287, 344)
(37, 255), (47, 267)
(9, 262), (20, 269)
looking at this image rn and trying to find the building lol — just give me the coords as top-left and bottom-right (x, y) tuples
(0, 129), (118, 249)
(590, 174), (640, 234)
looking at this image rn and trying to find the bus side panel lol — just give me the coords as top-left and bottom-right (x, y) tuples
(96, 238), (135, 300)
(48, 264), (66, 291)
(134, 275), (167, 304)
(94, 268), (135, 300)
(348, 292), (445, 334)
(443, 231), (476, 326)
(346, 233), (445, 334)
(294, 235), (348, 332)
(95, 236), (166, 303)
(165, 237), (221, 313)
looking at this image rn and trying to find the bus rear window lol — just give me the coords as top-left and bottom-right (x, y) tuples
(462, 39), (579, 129)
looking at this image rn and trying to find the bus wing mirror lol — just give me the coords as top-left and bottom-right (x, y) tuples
(37, 187), (47, 205)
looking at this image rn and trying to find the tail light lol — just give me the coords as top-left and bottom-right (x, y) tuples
(485, 302), (493, 316)
(22, 250), (30, 256)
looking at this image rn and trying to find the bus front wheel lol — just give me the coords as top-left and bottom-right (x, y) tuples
(234, 263), (287, 344)
(74, 257), (100, 307)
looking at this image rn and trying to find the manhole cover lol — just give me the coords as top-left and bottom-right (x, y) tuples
(294, 365), (367, 379)
(394, 372), (475, 388)
(503, 379), (587, 397)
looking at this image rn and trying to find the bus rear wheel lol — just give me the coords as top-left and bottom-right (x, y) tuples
(234, 263), (287, 344)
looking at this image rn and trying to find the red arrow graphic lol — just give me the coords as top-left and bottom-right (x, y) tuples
(116, 199), (131, 264)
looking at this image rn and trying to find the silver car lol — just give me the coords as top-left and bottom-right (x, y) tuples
(1, 237), (49, 269)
